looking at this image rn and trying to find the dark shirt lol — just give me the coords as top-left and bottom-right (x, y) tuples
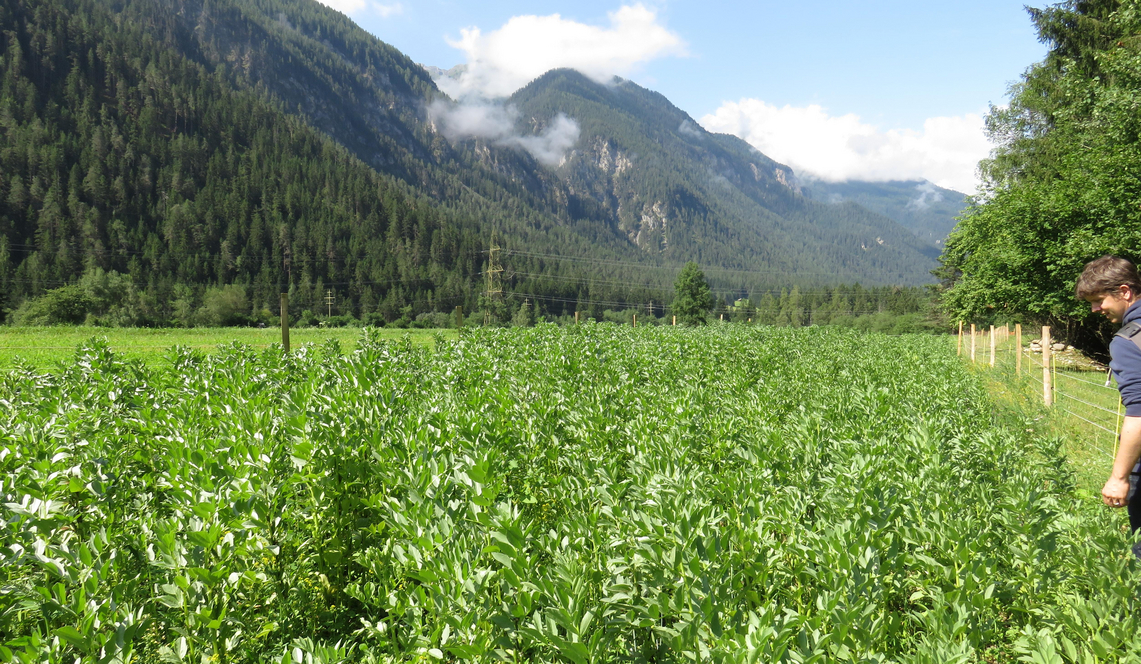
(1112, 301), (1141, 417)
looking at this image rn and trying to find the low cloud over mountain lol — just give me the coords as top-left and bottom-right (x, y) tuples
(700, 99), (988, 194)
(435, 4), (685, 99)
(428, 100), (581, 166)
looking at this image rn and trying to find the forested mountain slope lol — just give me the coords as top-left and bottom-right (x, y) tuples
(801, 179), (967, 247)
(0, 0), (483, 323)
(500, 70), (942, 285)
(1, 0), (947, 325)
(138, 0), (945, 288)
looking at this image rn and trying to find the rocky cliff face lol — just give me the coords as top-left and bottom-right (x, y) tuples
(563, 138), (667, 252)
(492, 70), (944, 282)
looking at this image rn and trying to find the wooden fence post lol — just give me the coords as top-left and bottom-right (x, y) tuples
(672, 315), (676, 326)
(1015, 323), (1022, 375)
(455, 305), (463, 329)
(1043, 326), (1053, 406)
(280, 293), (290, 354)
(989, 325), (996, 368)
(970, 324), (976, 362)
(957, 321), (963, 356)
(633, 313), (637, 327)
(575, 311), (579, 324)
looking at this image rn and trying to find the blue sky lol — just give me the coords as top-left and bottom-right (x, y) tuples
(318, 0), (1048, 192)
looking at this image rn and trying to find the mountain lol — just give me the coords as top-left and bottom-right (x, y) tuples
(144, 0), (943, 286)
(800, 179), (968, 247)
(501, 69), (944, 284)
(0, 0), (949, 325)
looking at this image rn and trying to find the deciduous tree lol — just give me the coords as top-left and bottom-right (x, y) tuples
(938, 0), (1141, 349)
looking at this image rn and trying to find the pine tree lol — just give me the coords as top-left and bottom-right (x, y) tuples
(512, 299), (534, 327)
(756, 293), (777, 326)
(775, 289), (790, 326)
(782, 285), (804, 327)
(671, 262), (711, 326)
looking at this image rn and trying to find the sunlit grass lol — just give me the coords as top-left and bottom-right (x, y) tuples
(0, 326), (452, 369)
(969, 333), (1123, 494)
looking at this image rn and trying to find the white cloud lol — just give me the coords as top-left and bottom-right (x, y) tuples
(437, 4), (686, 99)
(512, 115), (581, 166)
(316, 0), (365, 14)
(907, 181), (944, 209)
(428, 100), (581, 166)
(375, 2), (403, 17)
(677, 120), (703, 139)
(315, 0), (402, 17)
(430, 100), (517, 140)
(699, 99), (990, 194)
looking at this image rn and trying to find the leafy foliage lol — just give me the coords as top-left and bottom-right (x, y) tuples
(9, 268), (159, 326)
(7, 284), (91, 325)
(938, 0), (1141, 348)
(1, 326), (1137, 662)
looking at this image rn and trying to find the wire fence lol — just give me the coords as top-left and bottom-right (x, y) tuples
(958, 323), (1124, 462)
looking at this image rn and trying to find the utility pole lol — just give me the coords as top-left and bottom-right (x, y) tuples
(325, 289), (335, 317)
(280, 293), (290, 354)
(484, 239), (503, 325)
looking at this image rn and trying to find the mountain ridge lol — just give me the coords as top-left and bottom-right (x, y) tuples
(115, 0), (959, 285)
(0, 0), (963, 325)
(499, 69), (944, 279)
(800, 178), (967, 247)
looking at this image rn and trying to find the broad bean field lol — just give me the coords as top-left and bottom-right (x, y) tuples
(1, 326), (1138, 663)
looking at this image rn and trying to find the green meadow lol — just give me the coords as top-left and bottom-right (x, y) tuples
(0, 327), (449, 369)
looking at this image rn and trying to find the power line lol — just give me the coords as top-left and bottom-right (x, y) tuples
(500, 249), (894, 278)
(0, 243), (475, 270)
(509, 271), (921, 299)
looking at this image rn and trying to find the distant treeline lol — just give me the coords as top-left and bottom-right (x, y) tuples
(584, 284), (944, 335)
(7, 269), (941, 335)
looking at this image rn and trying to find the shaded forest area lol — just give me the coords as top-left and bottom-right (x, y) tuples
(0, 0), (481, 325)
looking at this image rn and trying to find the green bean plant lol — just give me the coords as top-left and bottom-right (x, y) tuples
(1, 325), (1139, 662)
